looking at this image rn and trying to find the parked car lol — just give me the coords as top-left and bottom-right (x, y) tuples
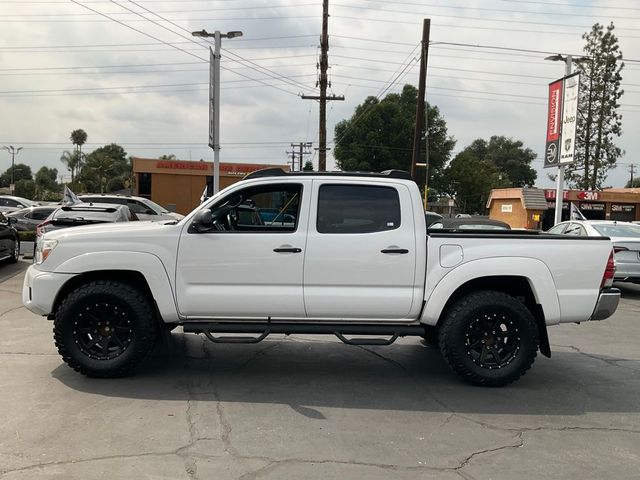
(0, 195), (37, 214)
(547, 220), (640, 283)
(24, 168), (619, 387)
(78, 194), (183, 222)
(0, 212), (20, 263)
(6, 206), (57, 232)
(424, 211), (443, 227)
(35, 204), (138, 257)
(429, 217), (511, 231)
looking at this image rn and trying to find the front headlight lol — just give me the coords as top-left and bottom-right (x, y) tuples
(35, 239), (58, 265)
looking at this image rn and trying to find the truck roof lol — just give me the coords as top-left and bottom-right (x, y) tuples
(243, 168), (413, 181)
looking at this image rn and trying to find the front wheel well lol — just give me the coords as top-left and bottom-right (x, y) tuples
(50, 270), (159, 321)
(436, 275), (551, 358)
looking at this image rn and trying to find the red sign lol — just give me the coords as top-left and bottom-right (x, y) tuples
(577, 191), (600, 201)
(544, 80), (564, 168)
(157, 160), (209, 171)
(544, 189), (570, 200)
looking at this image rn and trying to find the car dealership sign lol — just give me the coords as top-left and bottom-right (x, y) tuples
(544, 72), (580, 168)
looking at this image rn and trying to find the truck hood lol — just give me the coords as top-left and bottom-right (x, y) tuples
(38, 219), (184, 274)
(43, 219), (178, 242)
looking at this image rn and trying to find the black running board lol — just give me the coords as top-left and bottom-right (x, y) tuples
(182, 322), (426, 346)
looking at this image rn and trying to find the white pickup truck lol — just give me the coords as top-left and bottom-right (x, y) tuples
(23, 169), (620, 386)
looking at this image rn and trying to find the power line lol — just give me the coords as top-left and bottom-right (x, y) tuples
(331, 16), (640, 39)
(349, 0), (640, 20)
(121, 0), (315, 94)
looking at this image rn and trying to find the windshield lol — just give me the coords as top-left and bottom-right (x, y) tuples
(592, 223), (640, 238)
(142, 198), (170, 214)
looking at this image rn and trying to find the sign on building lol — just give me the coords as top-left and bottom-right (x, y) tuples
(544, 73), (580, 168)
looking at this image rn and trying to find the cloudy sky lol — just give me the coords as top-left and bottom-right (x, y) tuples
(1, 0), (639, 189)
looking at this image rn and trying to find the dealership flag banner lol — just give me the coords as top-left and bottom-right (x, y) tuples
(544, 72), (580, 168)
(544, 79), (563, 168)
(63, 186), (81, 205)
(559, 72), (580, 165)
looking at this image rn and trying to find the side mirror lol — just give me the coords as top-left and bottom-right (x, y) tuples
(8, 216), (17, 225)
(192, 209), (213, 232)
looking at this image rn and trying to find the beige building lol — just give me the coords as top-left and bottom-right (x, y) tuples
(487, 187), (640, 230)
(131, 158), (289, 215)
(487, 188), (548, 230)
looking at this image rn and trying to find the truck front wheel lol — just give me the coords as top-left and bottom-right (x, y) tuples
(53, 280), (157, 377)
(439, 290), (539, 387)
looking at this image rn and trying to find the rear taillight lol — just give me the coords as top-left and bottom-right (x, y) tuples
(613, 246), (629, 253)
(601, 249), (615, 288)
(35, 220), (50, 237)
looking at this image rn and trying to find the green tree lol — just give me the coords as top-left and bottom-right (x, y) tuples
(80, 144), (131, 192)
(302, 160), (314, 171)
(0, 163), (32, 187)
(440, 151), (504, 214)
(566, 23), (624, 189)
(625, 178), (640, 188)
(159, 154), (177, 160)
(334, 84), (455, 192)
(458, 136), (537, 187)
(80, 152), (116, 193)
(34, 166), (58, 199)
(60, 150), (82, 184)
(70, 129), (88, 170)
(15, 179), (35, 199)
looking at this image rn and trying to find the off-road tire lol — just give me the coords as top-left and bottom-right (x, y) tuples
(53, 280), (157, 377)
(439, 290), (539, 387)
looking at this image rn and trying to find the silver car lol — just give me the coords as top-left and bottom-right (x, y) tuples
(0, 195), (37, 214)
(78, 194), (184, 222)
(548, 220), (640, 283)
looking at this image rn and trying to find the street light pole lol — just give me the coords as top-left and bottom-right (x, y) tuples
(192, 29), (243, 194)
(2, 145), (22, 195)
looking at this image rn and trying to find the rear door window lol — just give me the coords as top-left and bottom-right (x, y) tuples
(317, 185), (401, 234)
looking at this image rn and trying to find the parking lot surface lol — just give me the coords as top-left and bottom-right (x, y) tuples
(1, 261), (639, 479)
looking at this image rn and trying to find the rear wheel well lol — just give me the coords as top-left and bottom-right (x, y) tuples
(435, 276), (550, 357)
(50, 270), (160, 322)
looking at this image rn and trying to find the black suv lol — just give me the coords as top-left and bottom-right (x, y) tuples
(0, 212), (20, 263)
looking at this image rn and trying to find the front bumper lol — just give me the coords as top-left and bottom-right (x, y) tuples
(589, 288), (620, 321)
(22, 265), (75, 317)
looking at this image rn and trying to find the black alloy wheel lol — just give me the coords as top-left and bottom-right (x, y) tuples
(464, 313), (520, 370)
(74, 301), (134, 361)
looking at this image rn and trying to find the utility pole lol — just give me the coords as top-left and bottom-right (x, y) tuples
(629, 164), (635, 186)
(411, 19), (431, 181)
(192, 29), (243, 194)
(2, 145), (22, 195)
(302, 0), (343, 171)
(287, 142), (313, 171)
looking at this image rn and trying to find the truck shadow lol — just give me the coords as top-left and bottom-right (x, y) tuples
(51, 332), (640, 417)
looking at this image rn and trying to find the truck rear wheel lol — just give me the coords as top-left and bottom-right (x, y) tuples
(53, 280), (157, 377)
(439, 290), (539, 387)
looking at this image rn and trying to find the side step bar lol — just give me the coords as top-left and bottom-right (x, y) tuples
(182, 322), (426, 346)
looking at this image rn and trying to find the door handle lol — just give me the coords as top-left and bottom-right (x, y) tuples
(273, 247), (302, 253)
(381, 248), (409, 254)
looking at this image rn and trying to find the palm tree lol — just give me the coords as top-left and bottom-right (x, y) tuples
(70, 129), (88, 173)
(60, 150), (81, 183)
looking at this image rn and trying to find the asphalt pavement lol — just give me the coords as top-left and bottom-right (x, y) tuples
(0, 260), (639, 479)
